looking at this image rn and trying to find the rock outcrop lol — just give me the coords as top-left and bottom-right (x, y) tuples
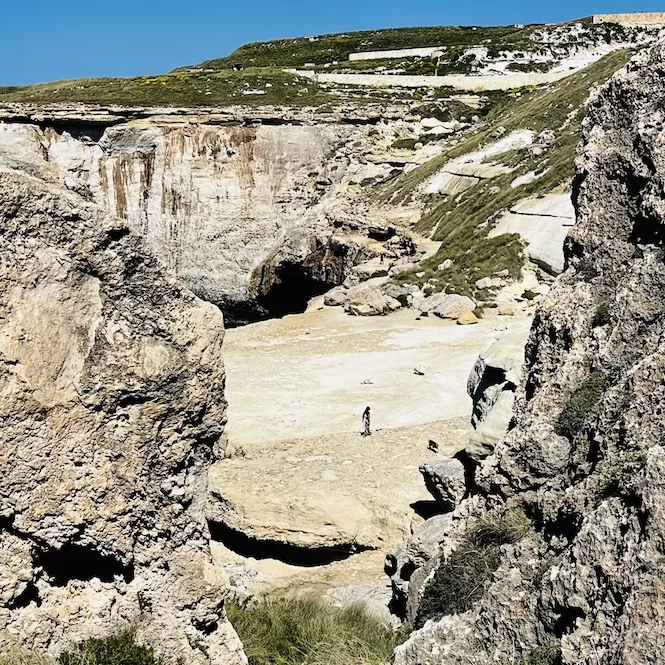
(393, 43), (665, 665)
(343, 284), (402, 316)
(419, 459), (466, 513)
(0, 116), (375, 324)
(0, 170), (244, 664)
(465, 319), (531, 461)
(385, 514), (454, 625)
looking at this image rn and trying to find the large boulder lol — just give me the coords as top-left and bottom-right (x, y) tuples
(419, 459), (467, 513)
(420, 293), (476, 319)
(394, 43), (665, 665)
(456, 310), (479, 325)
(0, 171), (244, 664)
(343, 284), (402, 316)
(323, 285), (348, 306)
(465, 320), (531, 461)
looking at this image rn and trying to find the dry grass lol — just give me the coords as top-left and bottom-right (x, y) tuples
(0, 645), (53, 665)
(416, 508), (531, 627)
(227, 595), (404, 665)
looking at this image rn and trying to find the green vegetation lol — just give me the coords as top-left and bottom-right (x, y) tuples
(505, 61), (552, 73)
(196, 21), (642, 71)
(394, 232), (524, 299)
(227, 595), (404, 665)
(502, 645), (562, 665)
(59, 631), (162, 665)
(378, 49), (634, 299)
(0, 632), (162, 665)
(198, 25), (545, 70)
(383, 49), (633, 205)
(555, 371), (609, 439)
(416, 508), (531, 627)
(0, 69), (333, 107)
(391, 133), (440, 150)
(472, 307), (485, 319)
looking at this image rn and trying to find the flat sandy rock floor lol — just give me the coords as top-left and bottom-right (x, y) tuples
(212, 304), (529, 594)
(224, 303), (524, 444)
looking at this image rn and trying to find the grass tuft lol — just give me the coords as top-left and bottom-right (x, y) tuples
(58, 631), (162, 665)
(554, 371), (608, 439)
(0, 646), (52, 665)
(227, 595), (404, 665)
(416, 508), (531, 627)
(502, 644), (562, 665)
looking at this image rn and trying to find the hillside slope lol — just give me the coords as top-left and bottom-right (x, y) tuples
(369, 49), (633, 299)
(392, 39), (665, 665)
(0, 20), (656, 106)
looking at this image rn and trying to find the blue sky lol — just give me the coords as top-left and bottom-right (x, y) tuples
(2, 0), (662, 85)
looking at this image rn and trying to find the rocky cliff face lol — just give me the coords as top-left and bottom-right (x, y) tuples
(0, 169), (244, 664)
(393, 42), (665, 665)
(0, 111), (383, 324)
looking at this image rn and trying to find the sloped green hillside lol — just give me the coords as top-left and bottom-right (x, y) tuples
(381, 49), (634, 298)
(197, 24), (545, 69)
(0, 69), (333, 106)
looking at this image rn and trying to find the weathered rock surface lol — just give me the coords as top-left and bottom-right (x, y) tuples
(207, 419), (469, 559)
(393, 43), (665, 665)
(489, 193), (575, 275)
(328, 584), (397, 627)
(419, 459), (467, 513)
(385, 514), (453, 623)
(417, 293), (475, 318)
(465, 319), (531, 461)
(0, 170), (244, 664)
(343, 283), (402, 316)
(0, 117), (376, 323)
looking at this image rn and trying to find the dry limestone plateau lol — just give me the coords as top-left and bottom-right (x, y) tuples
(210, 305), (531, 595)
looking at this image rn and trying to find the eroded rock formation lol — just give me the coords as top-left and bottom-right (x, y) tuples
(0, 108), (397, 324)
(465, 319), (531, 461)
(393, 42), (665, 665)
(0, 170), (244, 664)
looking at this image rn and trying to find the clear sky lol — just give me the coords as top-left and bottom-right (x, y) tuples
(2, 0), (663, 85)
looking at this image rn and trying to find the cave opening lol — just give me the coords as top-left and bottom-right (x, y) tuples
(208, 520), (375, 567)
(256, 261), (337, 320)
(34, 543), (134, 586)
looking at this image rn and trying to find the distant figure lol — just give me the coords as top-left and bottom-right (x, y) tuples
(380, 253), (385, 265)
(428, 439), (439, 453)
(362, 406), (371, 437)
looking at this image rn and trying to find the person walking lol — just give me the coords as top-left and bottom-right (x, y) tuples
(361, 406), (371, 436)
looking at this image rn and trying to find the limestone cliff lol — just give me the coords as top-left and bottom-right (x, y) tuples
(394, 41), (665, 665)
(0, 108), (395, 324)
(0, 169), (244, 664)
